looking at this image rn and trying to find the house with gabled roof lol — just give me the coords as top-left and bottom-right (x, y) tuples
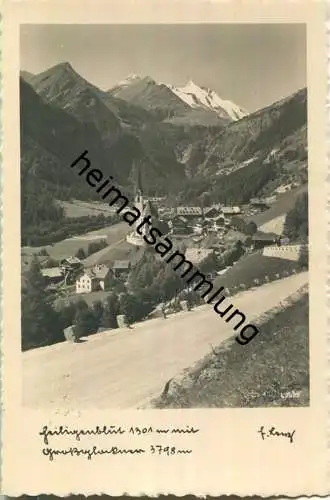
(251, 232), (278, 250)
(61, 256), (81, 268)
(41, 267), (64, 286)
(112, 260), (131, 279)
(75, 264), (113, 294)
(204, 205), (221, 219)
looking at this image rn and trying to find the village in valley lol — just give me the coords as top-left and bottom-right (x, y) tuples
(22, 168), (307, 342)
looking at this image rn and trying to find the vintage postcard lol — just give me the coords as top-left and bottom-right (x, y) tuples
(1, 0), (328, 496)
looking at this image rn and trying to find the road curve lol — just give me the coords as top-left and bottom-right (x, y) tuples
(23, 272), (308, 409)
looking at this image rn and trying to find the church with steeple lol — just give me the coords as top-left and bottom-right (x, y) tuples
(126, 161), (159, 247)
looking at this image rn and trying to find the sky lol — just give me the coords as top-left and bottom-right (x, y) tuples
(20, 24), (306, 112)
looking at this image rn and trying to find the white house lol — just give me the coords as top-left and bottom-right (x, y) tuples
(75, 265), (113, 294)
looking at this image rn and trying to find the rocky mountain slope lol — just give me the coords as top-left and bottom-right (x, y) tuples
(179, 88), (307, 201)
(20, 73), (185, 197)
(27, 62), (122, 142)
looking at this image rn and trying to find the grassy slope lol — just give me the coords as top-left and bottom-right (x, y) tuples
(58, 200), (118, 218)
(215, 252), (300, 291)
(82, 238), (145, 267)
(155, 293), (309, 408)
(245, 184), (307, 227)
(22, 222), (130, 262)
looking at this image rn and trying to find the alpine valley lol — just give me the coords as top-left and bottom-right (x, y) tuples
(20, 62), (307, 244)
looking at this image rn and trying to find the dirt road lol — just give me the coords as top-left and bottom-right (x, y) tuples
(23, 272), (308, 409)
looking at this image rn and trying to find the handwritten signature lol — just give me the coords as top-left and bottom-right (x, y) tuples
(257, 425), (295, 443)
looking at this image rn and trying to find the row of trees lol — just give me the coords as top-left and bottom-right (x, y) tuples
(75, 239), (108, 260)
(230, 217), (258, 236)
(22, 212), (118, 247)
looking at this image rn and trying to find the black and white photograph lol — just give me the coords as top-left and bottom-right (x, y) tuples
(20, 23), (309, 410)
(2, 0), (328, 496)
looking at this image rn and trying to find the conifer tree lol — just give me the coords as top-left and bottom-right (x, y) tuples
(92, 300), (104, 328)
(75, 247), (86, 260)
(284, 192), (308, 242)
(119, 292), (141, 325)
(74, 308), (97, 338)
(21, 256), (60, 350)
(100, 293), (119, 329)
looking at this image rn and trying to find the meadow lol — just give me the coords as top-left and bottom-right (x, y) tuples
(214, 251), (302, 292)
(21, 221), (130, 264)
(155, 291), (309, 408)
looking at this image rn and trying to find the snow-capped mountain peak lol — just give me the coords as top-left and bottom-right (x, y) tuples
(164, 79), (248, 121)
(116, 74), (143, 87)
(181, 79), (203, 94)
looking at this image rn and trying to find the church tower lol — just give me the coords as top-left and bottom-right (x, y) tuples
(127, 160), (159, 246)
(133, 161), (144, 214)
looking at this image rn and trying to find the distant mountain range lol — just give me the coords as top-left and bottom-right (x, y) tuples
(20, 62), (307, 205)
(108, 73), (248, 124)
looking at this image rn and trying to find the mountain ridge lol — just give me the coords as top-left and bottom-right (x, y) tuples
(108, 72), (247, 124)
(20, 63), (308, 210)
